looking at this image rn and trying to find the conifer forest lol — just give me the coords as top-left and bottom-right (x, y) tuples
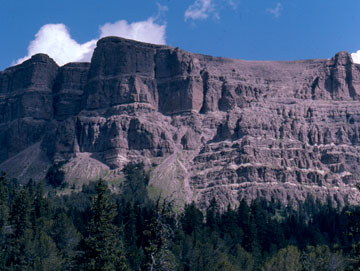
(0, 164), (360, 271)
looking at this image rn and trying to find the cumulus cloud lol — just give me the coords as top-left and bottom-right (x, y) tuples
(99, 18), (166, 45)
(185, 0), (216, 21)
(267, 3), (282, 18)
(351, 51), (360, 64)
(16, 15), (166, 66)
(16, 24), (97, 66)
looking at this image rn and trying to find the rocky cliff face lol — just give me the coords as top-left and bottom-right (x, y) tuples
(1, 37), (360, 209)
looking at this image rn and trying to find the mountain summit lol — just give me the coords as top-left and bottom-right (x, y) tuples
(1, 37), (360, 208)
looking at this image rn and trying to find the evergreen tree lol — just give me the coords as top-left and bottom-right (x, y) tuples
(345, 206), (360, 270)
(1, 168), (360, 271)
(0, 172), (9, 270)
(143, 200), (178, 271)
(32, 230), (63, 271)
(182, 202), (204, 236)
(238, 199), (251, 251)
(229, 244), (254, 271)
(46, 162), (66, 188)
(206, 197), (220, 231)
(122, 202), (144, 270)
(51, 212), (81, 270)
(0, 172), (9, 229)
(76, 180), (129, 271)
(302, 245), (346, 271)
(262, 245), (302, 271)
(7, 187), (33, 270)
(251, 199), (269, 253)
(122, 163), (149, 206)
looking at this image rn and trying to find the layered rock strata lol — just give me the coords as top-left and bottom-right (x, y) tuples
(1, 37), (360, 209)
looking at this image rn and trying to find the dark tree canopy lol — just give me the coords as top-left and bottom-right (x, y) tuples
(0, 166), (358, 271)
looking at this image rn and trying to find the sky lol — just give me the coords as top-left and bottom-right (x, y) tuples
(1, 0), (360, 70)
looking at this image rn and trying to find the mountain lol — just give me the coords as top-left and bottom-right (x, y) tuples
(1, 36), (360, 209)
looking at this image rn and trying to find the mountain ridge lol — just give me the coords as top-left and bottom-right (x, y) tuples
(1, 36), (360, 209)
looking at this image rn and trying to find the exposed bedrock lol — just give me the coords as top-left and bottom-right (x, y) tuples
(1, 37), (360, 209)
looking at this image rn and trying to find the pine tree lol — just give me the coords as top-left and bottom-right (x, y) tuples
(122, 202), (143, 270)
(0, 172), (9, 270)
(122, 163), (149, 206)
(51, 212), (81, 270)
(301, 245), (346, 271)
(32, 230), (63, 271)
(238, 199), (251, 251)
(0, 172), (8, 229)
(76, 180), (129, 271)
(251, 199), (269, 252)
(7, 187), (33, 270)
(229, 244), (254, 271)
(143, 200), (178, 271)
(345, 187), (360, 270)
(221, 204), (242, 247)
(206, 197), (220, 231)
(262, 245), (302, 271)
(182, 202), (203, 236)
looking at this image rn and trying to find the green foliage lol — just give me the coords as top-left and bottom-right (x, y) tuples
(0, 172), (9, 269)
(345, 207), (360, 270)
(122, 163), (149, 206)
(262, 245), (302, 271)
(51, 212), (81, 269)
(9, 188), (32, 238)
(1, 166), (360, 271)
(5, 180), (64, 271)
(229, 245), (254, 271)
(182, 202), (204, 235)
(206, 197), (220, 231)
(32, 231), (63, 271)
(143, 199), (178, 271)
(46, 162), (66, 188)
(0, 172), (9, 228)
(76, 179), (130, 271)
(302, 245), (346, 271)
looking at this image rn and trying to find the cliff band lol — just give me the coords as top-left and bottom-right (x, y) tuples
(1, 37), (360, 208)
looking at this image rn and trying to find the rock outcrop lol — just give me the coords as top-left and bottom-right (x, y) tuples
(1, 37), (360, 209)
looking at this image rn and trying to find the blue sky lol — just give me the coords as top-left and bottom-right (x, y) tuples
(1, 0), (360, 70)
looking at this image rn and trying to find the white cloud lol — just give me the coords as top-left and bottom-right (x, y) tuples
(267, 3), (282, 18)
(185, 0), (216, 21)
(351, 51), (360, 64)
(16, 24), (97, 66)
(16, 16), (166, 66)
(184, 0), (239, 22)
(99, 18), (166, 45)
(154, 2), (169, 22)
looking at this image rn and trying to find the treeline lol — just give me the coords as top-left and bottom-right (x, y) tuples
(0, 164), (360, 271)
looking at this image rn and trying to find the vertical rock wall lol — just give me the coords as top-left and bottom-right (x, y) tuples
(1, 37), (360, 209)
